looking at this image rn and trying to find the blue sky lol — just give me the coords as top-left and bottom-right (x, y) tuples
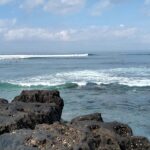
(0, 0), (150, 54)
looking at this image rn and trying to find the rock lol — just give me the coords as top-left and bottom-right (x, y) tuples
(0, 123), (121, 150)
(13, 90), (64, 109)
(119, 136), (150, 150)
(1, 120), (148, 150)
(0, 90), (149, 150)
(0, 90), (64, 135)
(0, 129), (37, 150)
(0, 98), (8, 104)
(71, 113), (103, 123)
(71, 115), (132, 137)
(0, 113), (149, 150)
(101, 122), (133, 137)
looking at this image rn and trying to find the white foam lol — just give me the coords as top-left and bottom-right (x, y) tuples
(5, 69), (150, 87)
(0, 54), (89, 60)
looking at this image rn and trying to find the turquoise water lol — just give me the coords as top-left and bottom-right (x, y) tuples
(0, 52), (150, 139)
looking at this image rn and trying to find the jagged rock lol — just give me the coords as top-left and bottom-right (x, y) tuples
(0, 91), (149, 150)
(0, 114), (149, 150)
(0, 90), (64, 135)
(0, 122), (121, 150)
(71, 114), (132, 137)
(13, 90), (64, 109)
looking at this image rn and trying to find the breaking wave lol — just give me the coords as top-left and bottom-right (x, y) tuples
(1, 68), (150, 88)
(0, 54), (89, 60)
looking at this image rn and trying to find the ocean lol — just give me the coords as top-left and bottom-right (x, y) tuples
(0, 52), (150, 139)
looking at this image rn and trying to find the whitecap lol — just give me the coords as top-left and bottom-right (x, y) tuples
(0, 54), (89, 60)
(4, 69), (150, 87)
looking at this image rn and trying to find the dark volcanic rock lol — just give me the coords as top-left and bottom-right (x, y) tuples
(0, 98), (8, 104)
(0, 129), (37, 150)
(101, 122), (133, 137)
(71, 113), (103, 123)
(0, 120), (149, 150)
(0, 90), (150, 150)
(119, 136), (150, 150)
(0, 114), (149, 150)
(13, 90), (64, 109)
(0, 123), (121, 150)
(71, 114), (132, 138)
(0, 90), (64, 135)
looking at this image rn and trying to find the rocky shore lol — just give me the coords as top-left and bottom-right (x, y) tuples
(0, 90), (149, 150)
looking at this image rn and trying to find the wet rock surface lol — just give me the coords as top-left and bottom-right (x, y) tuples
(0, 90), (149, 150)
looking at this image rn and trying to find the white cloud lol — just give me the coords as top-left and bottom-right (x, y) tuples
(44, 0), (85, 14)
(140, 33), (150, 44)
(111, 27), (137, 38)
(56, 30), (70, 41)
(20, 0), (85, 14)
(91, 0), (125, 16)
(2, 25), (137, 42)
(73, 26), (137, 41)
(4, 27), (72, 41)
(145, 0), (150, 5)
(1, 23), (150, 51)
(20, 0), (44, 10)
(0, 19), (15, 38)
(91, 0), (112, 16)
(0, 0), (11, 5)
(0, 18), (17, 27)
(2, 22), (150, 47)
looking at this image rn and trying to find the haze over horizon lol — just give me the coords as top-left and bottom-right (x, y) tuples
(0, 0), (150, 54)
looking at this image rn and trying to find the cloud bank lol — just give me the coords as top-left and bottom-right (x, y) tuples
(0, 21), (141, 43)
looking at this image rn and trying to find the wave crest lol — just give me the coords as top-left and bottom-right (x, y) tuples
(0, 54), (89, 60)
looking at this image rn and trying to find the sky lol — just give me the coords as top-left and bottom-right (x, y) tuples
(0, 0), (150, 54)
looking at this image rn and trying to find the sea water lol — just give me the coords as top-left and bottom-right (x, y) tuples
(0, 52), (150, 139)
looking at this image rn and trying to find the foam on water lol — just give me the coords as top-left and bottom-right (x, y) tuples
(0, 54), (89, 60)
(2, 68), (150, 87)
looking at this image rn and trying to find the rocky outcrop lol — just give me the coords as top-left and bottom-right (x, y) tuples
(13, 90), (64, 109)
(0, 90), (149, 150)
(0, 90), (64, 135)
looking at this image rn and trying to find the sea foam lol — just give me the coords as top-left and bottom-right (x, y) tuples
(2, 68), (150, 87)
